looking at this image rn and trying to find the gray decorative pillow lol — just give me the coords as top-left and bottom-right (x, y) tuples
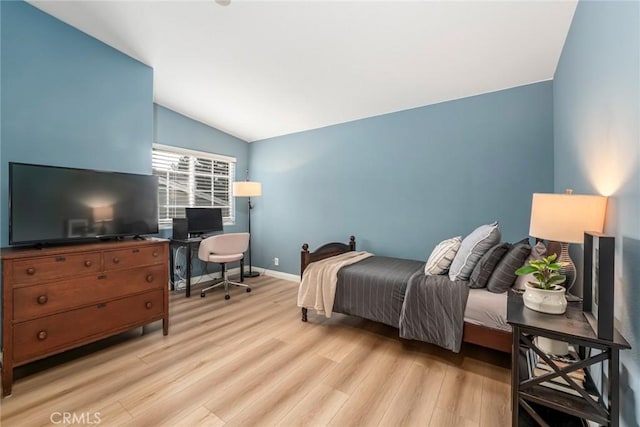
(449, 222), (501, 281)
(513, 241), (547, 290)
(424, 236), (462, 275)
(469, 242), (511, 288)
(486, 239), (531, 293)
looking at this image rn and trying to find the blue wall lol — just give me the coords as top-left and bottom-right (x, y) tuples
(249, 82), (554, 275)
(153, 104), (250, 235)
(0, 1), (153, 247)
(554, 1), (640, 425)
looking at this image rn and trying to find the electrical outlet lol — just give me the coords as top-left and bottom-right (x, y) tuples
(274, 257), (279, 266)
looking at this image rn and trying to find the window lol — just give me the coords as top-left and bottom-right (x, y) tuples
(152, 144), (236, 226)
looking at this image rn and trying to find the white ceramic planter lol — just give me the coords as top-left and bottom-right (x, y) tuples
(523, 283), (567, 314)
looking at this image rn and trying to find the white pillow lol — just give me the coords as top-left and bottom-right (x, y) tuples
(513, 241), (547, 290)
(449, 222), (501, 281)
(424, 236), (462, 275)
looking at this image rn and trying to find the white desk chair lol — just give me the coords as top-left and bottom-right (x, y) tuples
(198, 232), (251, 300)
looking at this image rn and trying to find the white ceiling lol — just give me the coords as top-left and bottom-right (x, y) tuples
(29, 0), (577, 142)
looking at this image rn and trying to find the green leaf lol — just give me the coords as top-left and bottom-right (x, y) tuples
(530, 260), (546, 268)
(547, 275), (567, 286)
(547, 263), (562, 270)
(527, 281), (543, 289)
(533, 272), (545, 282)
(515, 265), (537, 275)
(546, 253), (558, 262)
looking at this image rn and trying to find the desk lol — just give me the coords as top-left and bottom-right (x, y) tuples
(169, 238), (203, 297)
(508, 292), (630, 426)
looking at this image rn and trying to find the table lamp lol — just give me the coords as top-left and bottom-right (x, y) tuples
(528, 190), (607, 301)
(233, 178), (262, 278)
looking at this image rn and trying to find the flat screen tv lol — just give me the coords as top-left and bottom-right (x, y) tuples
(9, 162), (159, 246)
(185, 207), (223, 236)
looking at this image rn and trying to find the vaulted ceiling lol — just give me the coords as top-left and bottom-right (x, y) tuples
(29, 1), (577, 142)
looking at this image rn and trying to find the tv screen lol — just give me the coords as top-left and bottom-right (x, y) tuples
(185, 207), (223, 235)
(10, 162), (159, 245)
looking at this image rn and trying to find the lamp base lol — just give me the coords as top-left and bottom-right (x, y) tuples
(565, 293), (581, 302)
(555, 241), (579, 299)
(243, 271), (260, 278)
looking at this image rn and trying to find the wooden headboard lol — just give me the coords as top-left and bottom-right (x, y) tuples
(300, 235), (356, 278)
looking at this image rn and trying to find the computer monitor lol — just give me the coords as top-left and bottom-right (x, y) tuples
(185, 208), (223, 236)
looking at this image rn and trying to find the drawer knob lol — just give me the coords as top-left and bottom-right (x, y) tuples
(84, 260), (92, 267)
(113, 257), (120, 264)
(26, 267), (36, 275)
(152, 251), (159, 258)
(37, 295), (48, 305)
(145, 301), (153, 309)
(146, 274), (154, 283)
(37, 330), (48, 340)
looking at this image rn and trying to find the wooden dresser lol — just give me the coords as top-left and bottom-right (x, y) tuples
(1, 239), (169, 397)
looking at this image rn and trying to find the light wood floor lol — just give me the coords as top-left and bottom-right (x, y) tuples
(1, 276), (511, 427)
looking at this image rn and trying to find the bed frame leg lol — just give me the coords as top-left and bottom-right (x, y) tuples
(301, 307), (308, 322)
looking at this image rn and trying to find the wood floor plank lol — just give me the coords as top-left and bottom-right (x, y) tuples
(327, 340), (416, 426)
(116, 342), (227, 416)
(1, 355), (143, 424)
(223, 354), (335, 426)
(1, 276), (511, 427)
(121, 337), (285, 419)
(377, 361), (446, 426)
(479, 367), (511, 427)
(435, 364), (484, 425)
(314, 325), (367, 362)
(157, 405), (224, 427)
(203, 323), (340, 421)
(429, 407), (479, 427)
(276, 384), (349, 427)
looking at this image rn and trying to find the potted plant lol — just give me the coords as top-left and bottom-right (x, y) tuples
(515, 253), (568, 314)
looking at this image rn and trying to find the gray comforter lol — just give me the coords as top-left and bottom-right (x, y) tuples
(399, 272), (470, 352)
(333, 256), (470, 352)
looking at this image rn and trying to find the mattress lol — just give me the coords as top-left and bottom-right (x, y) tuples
(463, 288), (510, 332)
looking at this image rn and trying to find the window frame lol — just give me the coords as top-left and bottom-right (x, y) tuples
(152, 143), (237, 228)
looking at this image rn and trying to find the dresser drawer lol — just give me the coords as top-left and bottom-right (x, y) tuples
(12, 253), (102, 285)
(13, 265), (166, 322)
(13, 290), (164, 363)
(104, 244), (165, 271)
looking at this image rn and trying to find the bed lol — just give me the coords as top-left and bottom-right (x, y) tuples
(299, 236), (512, 353)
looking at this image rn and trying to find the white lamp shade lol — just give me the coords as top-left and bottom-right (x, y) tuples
(233, 181), (262, 197)
(529, 193), (607, 243)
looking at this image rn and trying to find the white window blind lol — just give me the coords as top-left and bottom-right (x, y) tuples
(152, 144), (236, 226)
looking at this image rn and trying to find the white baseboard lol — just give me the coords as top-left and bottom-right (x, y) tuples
(172, 266), (299, 290)
(262, 269), (300, 283)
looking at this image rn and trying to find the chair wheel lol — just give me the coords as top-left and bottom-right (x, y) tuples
(225, 294), (230, 300)
(246, 288), (251, 293)
(200, 292), (205, 298)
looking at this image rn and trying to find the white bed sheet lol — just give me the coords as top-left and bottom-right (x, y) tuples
(464, 288), (511, 332)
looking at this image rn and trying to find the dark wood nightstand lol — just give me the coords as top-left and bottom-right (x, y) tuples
(507, 291), (631, 427)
